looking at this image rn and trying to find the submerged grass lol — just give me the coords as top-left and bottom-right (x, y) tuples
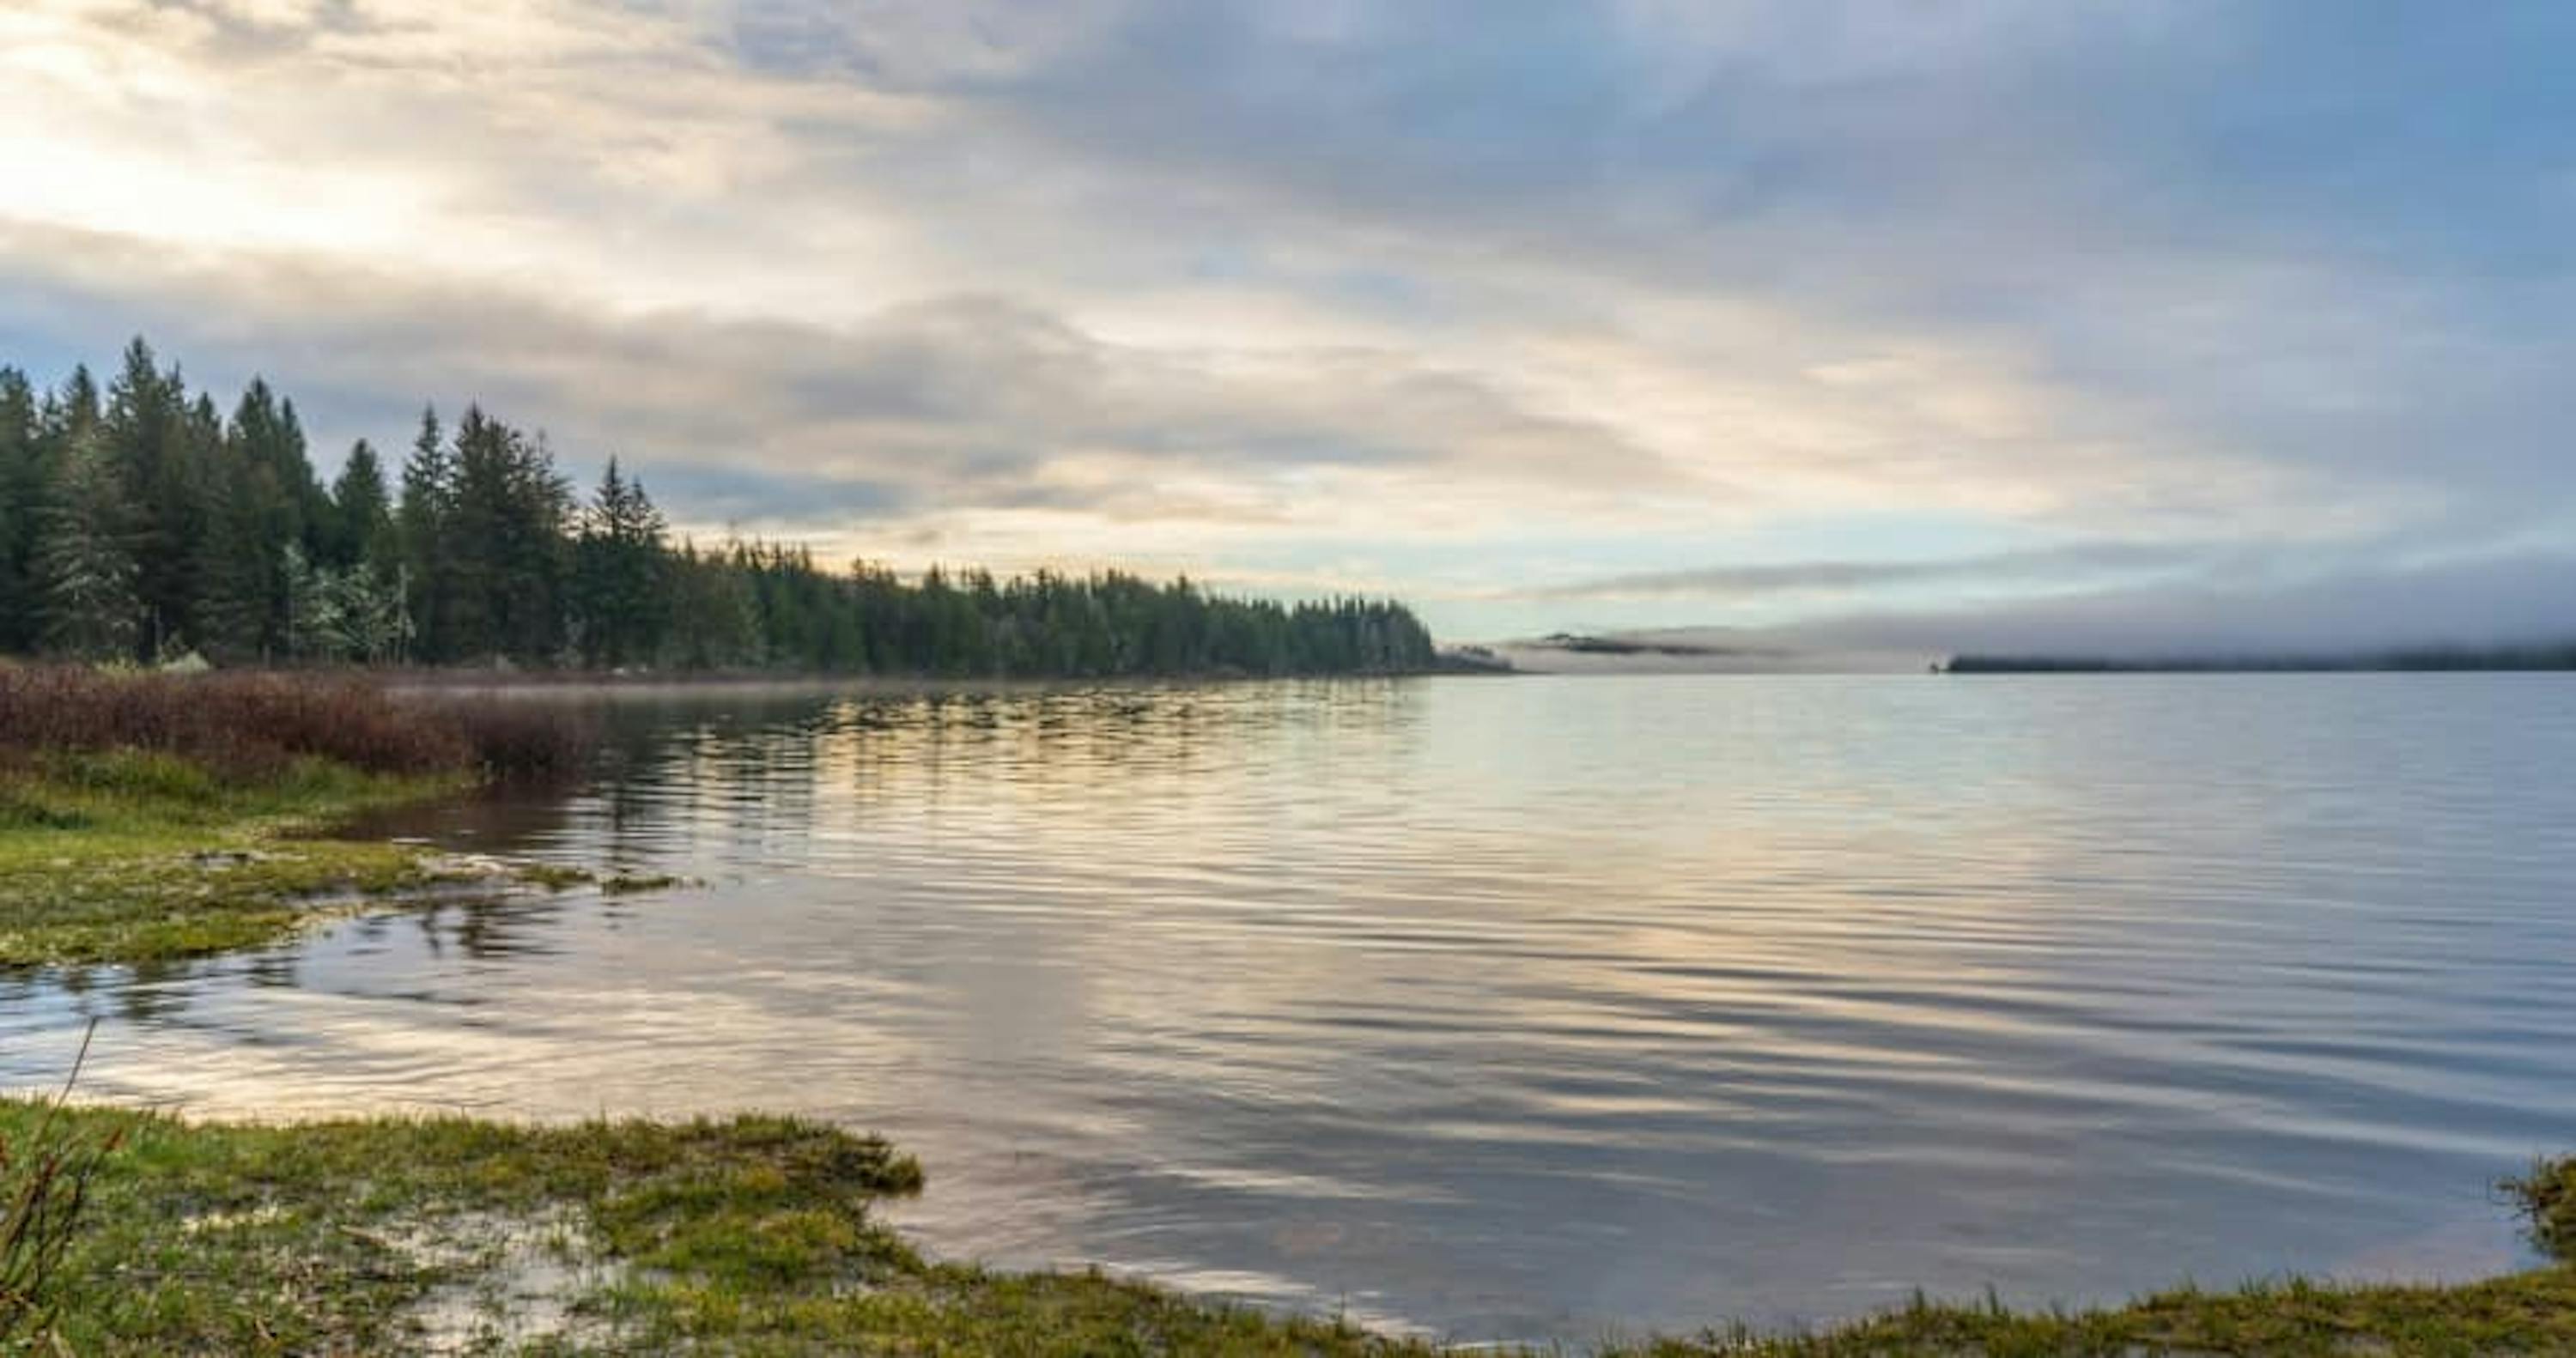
(7, 1093), (2576, 1356)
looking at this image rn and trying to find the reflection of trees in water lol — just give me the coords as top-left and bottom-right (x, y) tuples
(107, 956), (201, 1026)
(340, 779), (584, 859)
(410, 893), (592, 965)
(805, 681), (1421, 809)
(7, 682), (1430, 1036)
(531, 682), (1424, 868)
(501, 685), (1421, 854)
(1, 886), (609, 1042)
(4, 682), (1428, 1058)
(0, 949), (231, 1036)
(241, 948), (301, 991)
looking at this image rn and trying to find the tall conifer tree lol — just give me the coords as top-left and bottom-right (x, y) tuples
(31, 431), (141, 661)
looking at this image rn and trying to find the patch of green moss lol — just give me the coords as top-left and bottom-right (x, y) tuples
(10, 1094), (2576, 1356)
(0, 750), (465, 967)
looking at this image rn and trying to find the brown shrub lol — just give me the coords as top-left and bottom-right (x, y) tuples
(416, 696), (599, 782)
(0, 667), (592, 779)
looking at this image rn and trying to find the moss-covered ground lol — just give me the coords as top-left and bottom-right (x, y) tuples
(6, 1097), (2573, 1356)
(0, 750), (636, 967)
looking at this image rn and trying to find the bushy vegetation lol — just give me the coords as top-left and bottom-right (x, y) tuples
(0, 339), (1439, 677)
(0, 665), (590, 780)
(2504, 1155), (2576, 1263)
(0, 665), (457, 776)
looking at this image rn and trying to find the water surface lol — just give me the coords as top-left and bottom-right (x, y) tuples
(6, 675), (2573, 1341)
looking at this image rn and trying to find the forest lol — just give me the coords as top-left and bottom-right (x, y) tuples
(1941, 646), (2576, 673)
(0, 340), (1440, 677)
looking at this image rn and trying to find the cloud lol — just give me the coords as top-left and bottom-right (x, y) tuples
(1529, 542), (2212, 602)
(1785, 549), (2576, 660)
(0, 218), (1681, 537)
(3, 0), (2573, 644)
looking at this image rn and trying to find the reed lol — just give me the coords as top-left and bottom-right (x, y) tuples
(0, 1024), (118, 1348)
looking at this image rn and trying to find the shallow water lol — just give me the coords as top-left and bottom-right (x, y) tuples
(7, 674), (2575, 1342)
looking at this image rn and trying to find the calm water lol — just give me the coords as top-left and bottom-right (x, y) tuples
(7, 675), (2576, 1341)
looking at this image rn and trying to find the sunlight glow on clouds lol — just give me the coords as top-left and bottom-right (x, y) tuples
(4, 0), (2573, 647)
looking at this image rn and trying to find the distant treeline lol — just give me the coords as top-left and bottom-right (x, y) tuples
(1533, 632), (1762, 658)
(0, 339), (1438, 677)
(1944, 644), (2576, 674)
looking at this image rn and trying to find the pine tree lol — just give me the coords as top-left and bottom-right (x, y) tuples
(46, 365), (99, 446)
(328, 439), (394, 569)
(572, 458), (670, 669)
(193, 442), (283, 663)
(0, 368), (38, 652)
(31, 431), (142, 662)
(397, 408), (453, 662)
(99, 336), (202, 658)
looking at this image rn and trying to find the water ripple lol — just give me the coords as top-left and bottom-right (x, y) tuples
(4, 674), (2573, 1343)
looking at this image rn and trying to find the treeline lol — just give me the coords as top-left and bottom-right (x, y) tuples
(0, 339), (1439, 677)
(1943, 645), (2576, 674)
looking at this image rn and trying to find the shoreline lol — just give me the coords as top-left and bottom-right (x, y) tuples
(4, 697), (2573, 1351)
(383, 669), (1491, 701)
(7, 1086), (2574, 1355)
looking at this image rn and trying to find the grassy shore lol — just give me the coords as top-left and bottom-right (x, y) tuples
(0, 666), (598, 967)
(0, 1102), (1423, 1355)
(3, 1095), (2573, 1356)
(0, 749), (479, 967)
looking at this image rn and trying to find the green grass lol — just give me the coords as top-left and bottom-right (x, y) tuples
(0, 749), (490, 967)
(1634, 1272), (2576, 1355)
(0, 1102), (1429, 1355)
(6, 1097), (2575, 1356)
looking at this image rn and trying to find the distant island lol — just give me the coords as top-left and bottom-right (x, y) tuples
(0, 338), (1440, 679)
(1531, 632), (1776, 658)
(1943, 642), (2576, 673)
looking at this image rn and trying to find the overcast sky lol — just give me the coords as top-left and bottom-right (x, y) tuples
(6, 1), (2573, 651)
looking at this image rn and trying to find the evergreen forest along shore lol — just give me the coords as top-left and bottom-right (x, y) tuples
(0, 338), (1440, 678)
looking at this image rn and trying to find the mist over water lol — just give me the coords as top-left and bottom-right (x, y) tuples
(6, 676), (2574, 1342)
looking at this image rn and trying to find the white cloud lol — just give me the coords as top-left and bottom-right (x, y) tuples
(2, 0), (2569, 644)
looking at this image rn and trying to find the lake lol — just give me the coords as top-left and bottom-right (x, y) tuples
(6, 674), (2574, 1343)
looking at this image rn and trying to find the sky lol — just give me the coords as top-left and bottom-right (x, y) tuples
(4, 0), (2574, 653)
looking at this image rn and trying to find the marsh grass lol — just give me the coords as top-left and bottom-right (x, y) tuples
(0, 1026), (118, 1349)
(0, 749), (471, 967)
(2502, 1156), (2576, 1263)
(11, 1094), (2576, 1356)
(0, 668), (610, 967)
